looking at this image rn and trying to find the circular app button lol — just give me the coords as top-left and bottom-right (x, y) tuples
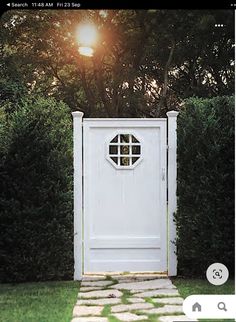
(206, 263), (229, 286)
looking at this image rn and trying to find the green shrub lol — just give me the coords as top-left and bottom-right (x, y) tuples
(176, 96), (234, 277)
(0, 97), (73, 282)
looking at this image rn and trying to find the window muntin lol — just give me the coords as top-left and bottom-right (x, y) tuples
(108, 134), (141, 168)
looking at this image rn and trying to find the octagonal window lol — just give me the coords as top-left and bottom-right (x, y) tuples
(108, 134), (141, 169)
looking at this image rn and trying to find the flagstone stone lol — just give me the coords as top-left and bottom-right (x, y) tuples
(112, 279), (137, 284)
(82, 275), (106, 281)
(71, 318), (108, 322)
(73, 305), (103, 317)
(112, 312), (148, 321)
(72, 274), (186, 322)
(76, 298), (121, 306)
(127, 298), (145, 303)
(78, 289), (123, 299)
(130, 289), (152, 294)
(158, 316), (198, 322)
(132, 274), (167, 280)
(135, 289), (179, 298)
(111, 274), (165, 281)
(81, 280), (113, 287)
(111, 278), (176, 290)
(80, 287), (102, 292)
(139, 305), (183, 314)
(111, 302), (154, 313)
(152, 297), (183, 305)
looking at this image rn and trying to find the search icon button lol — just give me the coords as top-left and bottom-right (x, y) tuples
(218, 302), (227, 311)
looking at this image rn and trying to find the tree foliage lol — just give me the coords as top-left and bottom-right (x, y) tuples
(0, 10), (234, 117)
(176, 96), (235, 277)
(0, 97), (73, 282)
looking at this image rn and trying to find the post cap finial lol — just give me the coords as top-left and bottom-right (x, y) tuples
(72, 111), (84, 118)
(166, 110), (179, 117)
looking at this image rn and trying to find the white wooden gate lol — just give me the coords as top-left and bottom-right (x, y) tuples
(72, 112), (178, 279)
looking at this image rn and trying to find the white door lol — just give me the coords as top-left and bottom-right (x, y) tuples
(83, 118), (167, 273)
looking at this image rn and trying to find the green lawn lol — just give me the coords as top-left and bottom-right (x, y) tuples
(172, 278), (235, 322)
(0, 281), (80, 322)
(0, 278), (234, 322)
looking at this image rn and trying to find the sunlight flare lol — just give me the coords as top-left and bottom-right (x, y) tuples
(76, 23), (98, 47)
(78, 46), (94, 57)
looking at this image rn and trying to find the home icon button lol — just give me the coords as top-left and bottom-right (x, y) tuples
(192, 302), (202, 312)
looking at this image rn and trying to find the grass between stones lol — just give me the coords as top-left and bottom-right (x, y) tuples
(108, 317), (122, 322)
(106, 275), (119, 286)
(101, 304), (112, 316)
(144, 297), (165, 308)
(142, 312), (183, 322)
(120, 289), (133, 304)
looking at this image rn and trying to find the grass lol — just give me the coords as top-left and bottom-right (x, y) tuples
(121, 289), (132, 304)
(0, 281), (80, 322)
(0, 277), (234, 322)
(145, 297), (164, 308)
(108, 317), (121, 322)
(172, 278), (235, 322)
(102, 304), (111, 316)
(172, 278), (235, 297)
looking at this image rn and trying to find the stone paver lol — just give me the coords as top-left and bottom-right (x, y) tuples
(82, 275), (106, 281)
(80, 287), (102, 292)
(81, 280), (113, 287)
(78, 289), (123, 299)
(112, 312), (148, 321)
(139, 304), (183, 314)
(71, 318), (108, 322)
(111, 274), (165, 281)
(135, 288), (179, 297)
(153, 297), (183, 305)
(76, 298), (121, 306)
(159, 316), (198, 322)
(127, 297), (145, 303)
(111, 278), (175, 290)
(111, 302), (154, 313)
(113, 279), (137, 284)
(73, 305), (103, 317)
(71, 274), (190, 322)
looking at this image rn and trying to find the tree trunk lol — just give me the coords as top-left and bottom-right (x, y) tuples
(156, 38), (175, 116)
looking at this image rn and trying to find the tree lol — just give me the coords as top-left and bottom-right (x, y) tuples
(0, 10), (234, 117)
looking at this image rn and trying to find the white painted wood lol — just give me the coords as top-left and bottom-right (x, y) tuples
(90, 237), (161, 249)
(72, 111), (84, 280)
(83, 118), (167, 273)
(166, 111), (179, 276)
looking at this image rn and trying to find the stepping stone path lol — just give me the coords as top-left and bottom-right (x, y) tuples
(81, 280), (114, 287)
(111, 302), (154, 313)
(112, 312), (148, 321)
(71, 274), (197, 322)
(80, 287), (103, 292)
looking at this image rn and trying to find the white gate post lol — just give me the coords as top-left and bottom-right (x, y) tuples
(72, 111), (84, 280)
(167, 110), (179, 276)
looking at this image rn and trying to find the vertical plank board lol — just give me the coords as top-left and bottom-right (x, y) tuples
(167, 111), (179, 276)
(72, 111), (84, 280)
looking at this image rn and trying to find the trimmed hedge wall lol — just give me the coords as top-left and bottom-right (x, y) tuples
(176, 96), (235, 277)
(0, 97), (73, 282)
(1, 95), (234, 281)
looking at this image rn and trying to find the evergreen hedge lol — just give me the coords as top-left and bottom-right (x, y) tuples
(0, 97), (73, 282)
(176, 96), (235, 277)
(1, 95), (234, 281)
